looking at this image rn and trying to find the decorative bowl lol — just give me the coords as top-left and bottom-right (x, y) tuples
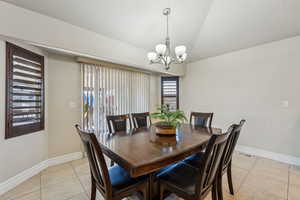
(154, 123), (176, 136)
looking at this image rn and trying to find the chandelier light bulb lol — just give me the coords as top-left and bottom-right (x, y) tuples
(155, 44), (167, 56)
(175, 45), (186, 57)
(147, 52), (157, 61)
(181, 53), (187, 61)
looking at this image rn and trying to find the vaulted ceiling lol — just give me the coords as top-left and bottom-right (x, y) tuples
(3, 0), (300, 62)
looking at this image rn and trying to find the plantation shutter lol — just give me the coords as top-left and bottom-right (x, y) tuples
(161, 76), (179, 112)
(5, 42), (45, 139)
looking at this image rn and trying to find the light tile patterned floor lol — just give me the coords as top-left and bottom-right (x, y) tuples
(1, 152), (299, 200)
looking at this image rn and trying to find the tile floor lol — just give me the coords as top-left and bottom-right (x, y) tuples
(1, 152), (299, 200)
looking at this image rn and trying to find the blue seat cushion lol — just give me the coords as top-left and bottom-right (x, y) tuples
(195, 117), (206, 127)
(109, 165), (146, 191)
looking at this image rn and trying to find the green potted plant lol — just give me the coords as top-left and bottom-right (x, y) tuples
(151, 105), (187, 135)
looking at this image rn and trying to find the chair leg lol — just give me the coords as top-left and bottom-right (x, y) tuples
(217, 175), (223, 200)
(148, 173), (155, 200)
(90, 178), (96, 200)
(212, 181), (218, 200)
(141, 182), (149, 200)
(227, 161), (234, 195)
(159, 184), (164, 200)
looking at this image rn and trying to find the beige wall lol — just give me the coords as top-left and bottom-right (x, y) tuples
(47, 53), (160, 158)
(0, 39), (48, 182)
(181, 36), (300, 157)
(47, 54), (82, 158)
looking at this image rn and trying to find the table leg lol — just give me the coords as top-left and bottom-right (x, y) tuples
(148, 172), (155, 200)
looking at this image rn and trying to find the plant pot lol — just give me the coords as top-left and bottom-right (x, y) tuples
(155, 124), (176, 136)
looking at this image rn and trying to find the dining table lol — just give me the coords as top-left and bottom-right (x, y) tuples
(98, 124), (222, 199)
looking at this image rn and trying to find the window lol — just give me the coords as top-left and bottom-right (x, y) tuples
(81, 63), (150, 136)
(161, 76), (179, 112)
(5, 42), (45, 139)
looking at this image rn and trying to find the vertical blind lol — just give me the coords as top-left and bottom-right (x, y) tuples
(81, 63), (150, 136)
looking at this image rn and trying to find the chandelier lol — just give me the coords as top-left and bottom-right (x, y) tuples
(147, 8), (187, 70)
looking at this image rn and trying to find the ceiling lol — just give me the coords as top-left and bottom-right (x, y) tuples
(2, 0), (300, 62)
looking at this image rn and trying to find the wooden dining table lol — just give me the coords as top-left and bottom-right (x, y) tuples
(98, 124), (222, 198)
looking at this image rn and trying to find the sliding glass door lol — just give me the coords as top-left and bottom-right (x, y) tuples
(81, 64), (150, 136)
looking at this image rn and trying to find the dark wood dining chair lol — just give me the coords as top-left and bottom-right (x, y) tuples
(184, 120), (246, 200)
(190, 112), (214, 127)
(157, 127), (232, 200)
(106, 114), (132, 166)
(106, 114), (132, 133)
(131, 112), (151, 128)
(75, 125), (149, 200)
(216, 120), (246, 200)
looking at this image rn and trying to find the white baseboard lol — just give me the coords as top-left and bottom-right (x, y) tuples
(0, 160), (48, 196)
(47, 152), (83, 167)
(0, 152), (83, 196)
(236, 145), (300, 166)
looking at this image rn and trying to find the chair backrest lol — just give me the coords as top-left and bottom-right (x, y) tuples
(131, 112), (151, 128)
(195, 127), (232, 197)
(106, 114), (131, 133)
(222, 120), (246, 170)
(190, 112), (213, 128)
(75, 125), (112, 198)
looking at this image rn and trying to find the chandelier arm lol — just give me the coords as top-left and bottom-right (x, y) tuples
(160, 56), (166, 63)
(169, 59), (175, 65)
(172, 60), (184, 64)
(150, 59), (162, 64)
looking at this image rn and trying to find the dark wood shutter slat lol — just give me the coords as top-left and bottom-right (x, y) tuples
(14, 111), (41, 116)
(163, 95), (177, 97)
(13, 100), (41, 103)
(13, 79), (42, 85)
(12, 93), (41, 97)
(14, 64), (41, 74)
(13, 72), (42, 79)
(13, 117), (40, 123)
(13, 106), (41, 109)
(13, 85), (42, 91)
(14, 57), (41, 68)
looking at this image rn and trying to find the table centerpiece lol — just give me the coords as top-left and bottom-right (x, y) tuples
(151, 105), (187, 136)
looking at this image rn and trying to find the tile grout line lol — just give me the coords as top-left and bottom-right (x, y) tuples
(40, 172), (42, 200)
(1, 175), (42, 200)
(287, 165), (291, 200)
(42, 162), (85, 200)
(236, 155), (258, 193)
(70, 161), (90, 199)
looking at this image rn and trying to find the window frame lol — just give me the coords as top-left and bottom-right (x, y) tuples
(161, 76), (179, 110)
(5, 42), (45, 139)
